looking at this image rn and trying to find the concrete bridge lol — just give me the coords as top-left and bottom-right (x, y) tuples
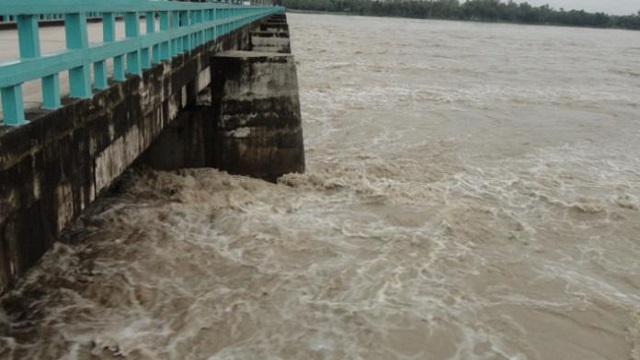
(0, 0), (305, 293)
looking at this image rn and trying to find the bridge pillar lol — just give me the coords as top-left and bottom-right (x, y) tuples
(210, 51), (305, 181)
(250, 30), (291, 53)
(252, 13), (291, 53)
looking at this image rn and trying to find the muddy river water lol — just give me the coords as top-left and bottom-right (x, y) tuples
(1, 12), (640, 360)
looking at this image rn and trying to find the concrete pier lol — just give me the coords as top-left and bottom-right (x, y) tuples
(143, 18), (304, 181)
(210, 51), (304, 181)
(251, 31), (292, 53)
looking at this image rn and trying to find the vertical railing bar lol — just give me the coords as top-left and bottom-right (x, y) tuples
(193, 10), (200, 47)
(203, 10), (208, 42)
(95, 12), (109, 90)
(65, 12), (92, 99)
(209, 9), (216, 40)
(159, 11), (171, 60)
(180, 10), (190, 53)
(8, 15), (39, 122)
(94, 60), (108, 90)
(103, 12), (125, 82)
(147, 11), (161, 65)
(17, 15), (40, 58)
(125, 12), (141, 75)
(189, 10), (196, 49)
(1, 86), (25, 126)
(141, 11), (154, 69)
(172, 11), (180, 55)
(190, 10), (196, 48)
(42, 74), (61, 109)
(200, 10), (205, 45)
(198, 10), (204, 46)
(214, 8), (218, 40)
(204, 9), (208, 42)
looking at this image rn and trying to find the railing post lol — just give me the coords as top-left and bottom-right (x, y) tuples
(125, 12), (141, 75)
(95, 13), (109, 90)
(213, 8), (218, 40)
(65, 13), (91, 99)
(207, 9), (215, 41)
(159, 11), (171, 60)
(146, 11), (160, 65)
(192, 10), (199, 47)
(17, 15), (40, 58)
(220, 9), (225, 36)
(1, 86), (25, 126)
(6, 17), (27, 122)
(94, 60), (108, 90)
(42, 75), (61, 109)
(102, 12), (124, 82)
(17, 14), (62, 111)
(140, 11), (157, 69)
(172, 11), (180, 55)
(180, 11), (191, 53)
(197, 10), (204, 46)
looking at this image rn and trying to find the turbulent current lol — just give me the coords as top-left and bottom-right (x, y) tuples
(2, 13), (640, 360)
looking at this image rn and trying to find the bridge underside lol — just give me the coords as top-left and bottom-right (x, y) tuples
(0, 14), (299, 294)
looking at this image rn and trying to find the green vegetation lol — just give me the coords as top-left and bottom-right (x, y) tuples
(284, 0), (640, 30)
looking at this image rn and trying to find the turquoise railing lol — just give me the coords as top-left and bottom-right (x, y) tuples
(0, 0), (283, 126)
(0, 14), (101, 23)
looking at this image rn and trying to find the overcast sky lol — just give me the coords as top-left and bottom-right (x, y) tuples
(514, 0), (640, 15)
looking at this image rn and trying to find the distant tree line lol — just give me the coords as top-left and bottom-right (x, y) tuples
(283, 0), (640, 30)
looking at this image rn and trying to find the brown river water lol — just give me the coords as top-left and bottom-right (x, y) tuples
(1, 12), (640, 360)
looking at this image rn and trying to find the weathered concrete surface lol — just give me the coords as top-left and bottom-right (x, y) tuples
(210, 51), (305, 181)
(253, 14), (291, 53)
(139, 106), (211, 170)
(0, 19), (266, 294)
(259, 22), (289, 33)
(251, 31), (291, 53)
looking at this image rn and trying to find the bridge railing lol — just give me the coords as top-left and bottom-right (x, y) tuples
(0, 0), (283, 126)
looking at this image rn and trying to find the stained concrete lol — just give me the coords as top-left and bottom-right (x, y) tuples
(210, 50), (305, 181)
(251, 31), (291, 53)
(139, 106), (211, 170)
(259, 22), (289, 33)
(142, 14), (304, 181)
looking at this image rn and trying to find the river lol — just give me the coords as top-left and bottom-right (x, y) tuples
(1, 12), (640, 360)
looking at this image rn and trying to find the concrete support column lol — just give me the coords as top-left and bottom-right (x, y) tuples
(250, 30), (291, 53)
(253, 14), (291, 53)
(210, 51), (305, 181)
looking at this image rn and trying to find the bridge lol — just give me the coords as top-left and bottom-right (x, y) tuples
(0, 0), (305, 293)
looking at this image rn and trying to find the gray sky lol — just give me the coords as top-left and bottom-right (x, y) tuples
(514, 0), (640, 15)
